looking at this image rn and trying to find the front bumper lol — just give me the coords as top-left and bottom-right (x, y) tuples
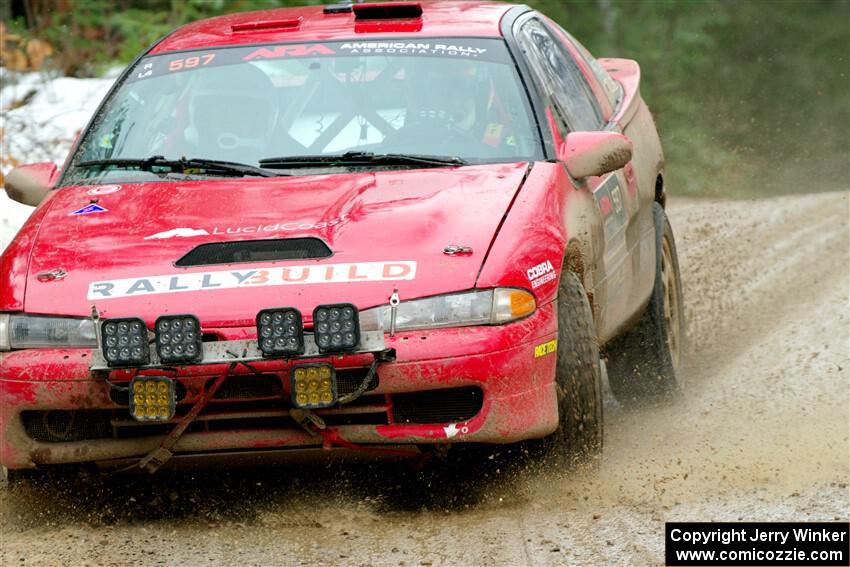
(0, 303), (558, 469)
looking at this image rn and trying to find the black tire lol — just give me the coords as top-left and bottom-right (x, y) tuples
(539, 271), (604, 464)
(606, 202), (685, 403)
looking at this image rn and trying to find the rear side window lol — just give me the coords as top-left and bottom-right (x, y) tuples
(516, 17), (603, 132)
(555, 25), (623, 112)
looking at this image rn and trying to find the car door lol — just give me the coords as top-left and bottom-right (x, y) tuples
(514, 14), (639, 341)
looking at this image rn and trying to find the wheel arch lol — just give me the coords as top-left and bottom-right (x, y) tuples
(563, 238), (598, 324)
(655, 172), (666, 208)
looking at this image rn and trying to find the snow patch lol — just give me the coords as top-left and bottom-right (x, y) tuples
(1, 70), (114, 253)
(0, 193), (36, 252)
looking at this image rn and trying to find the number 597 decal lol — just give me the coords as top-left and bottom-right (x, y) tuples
(168, 53), (216, 72)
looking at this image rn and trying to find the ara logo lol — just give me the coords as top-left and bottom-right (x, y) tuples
(243, 44), (334, 61)
(144, 228), (210, 240)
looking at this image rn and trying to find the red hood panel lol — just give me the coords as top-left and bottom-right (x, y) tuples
(25, 163), (528, 326)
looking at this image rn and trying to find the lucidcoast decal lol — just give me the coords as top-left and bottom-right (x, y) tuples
(88, 261), (416, 300)
(144, 214), (348, 240)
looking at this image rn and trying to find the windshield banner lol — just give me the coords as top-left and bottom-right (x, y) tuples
(127, 38), (506, 83)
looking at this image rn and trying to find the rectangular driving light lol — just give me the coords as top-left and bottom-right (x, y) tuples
(256, 307), (304, 356)
(101, 317), (150, 366)
(313, 303), (360, 353)
(130, 376), (176, 421)
(154, 314), (202, 363)
(291, 363), (337, 409)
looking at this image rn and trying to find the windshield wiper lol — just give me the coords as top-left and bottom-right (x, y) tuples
(77, 156), (285, 178)
(259, 151), (468, 168)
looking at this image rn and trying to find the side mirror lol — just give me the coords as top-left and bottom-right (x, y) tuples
(3, 163), (58, 206)
(559, 131), (633, 179)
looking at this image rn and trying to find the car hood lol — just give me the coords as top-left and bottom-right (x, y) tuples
(24, 163), (529, 326)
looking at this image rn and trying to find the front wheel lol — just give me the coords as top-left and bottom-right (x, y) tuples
(538, 271), (604, 464)
(606, 202), (685, 403)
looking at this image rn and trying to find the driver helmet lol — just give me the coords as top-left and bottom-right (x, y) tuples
(408, 60), (483, 132)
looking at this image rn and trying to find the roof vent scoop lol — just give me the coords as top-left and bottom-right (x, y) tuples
(353, 2), (423, 20)
(175, 238), (332, 267)
(230, 17), (302, 33)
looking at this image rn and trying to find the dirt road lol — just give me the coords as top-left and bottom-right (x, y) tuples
(1, 191), (848, 566)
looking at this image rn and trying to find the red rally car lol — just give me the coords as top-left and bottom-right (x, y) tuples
(0, 1), (685, 477)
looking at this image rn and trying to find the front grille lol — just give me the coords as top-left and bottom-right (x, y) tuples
(202, 370), (375, 400)
(336, 368), (379, 395)
(392, 387), (483, 424)
(210, 374), (282, 400)
(110, 380), (188, 406)
(22, 381), (481, 444)
(175, 237), (332, 267)
(22, 369), (386, 443)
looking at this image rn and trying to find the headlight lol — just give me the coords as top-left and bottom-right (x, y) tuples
(361, 288), (536, 332)
(0, 314), (97, 350)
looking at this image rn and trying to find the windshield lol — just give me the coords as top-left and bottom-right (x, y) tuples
(65, 38), (542, 184)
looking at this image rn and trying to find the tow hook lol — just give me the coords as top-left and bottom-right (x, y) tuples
(131, 363), (235, 474)
(290, 408), (327, 435)
(389, 288), (400, 337)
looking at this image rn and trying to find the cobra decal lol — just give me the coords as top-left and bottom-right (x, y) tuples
(527, 259), (556, 289)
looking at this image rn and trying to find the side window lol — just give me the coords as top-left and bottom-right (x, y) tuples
(516, 17), (603, 132)
(556, 25), (623, 112)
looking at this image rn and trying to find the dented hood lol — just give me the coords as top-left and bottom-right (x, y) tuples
(24, 163), (528, 326)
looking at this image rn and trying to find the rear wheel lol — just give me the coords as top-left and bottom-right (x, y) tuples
(539, 271), (604, 464)
(607, 202), (685, 403)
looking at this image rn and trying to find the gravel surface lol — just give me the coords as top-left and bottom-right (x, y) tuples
(1, 191), (848, 566)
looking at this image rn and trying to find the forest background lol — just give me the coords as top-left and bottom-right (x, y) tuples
(2, 0), (848, 197)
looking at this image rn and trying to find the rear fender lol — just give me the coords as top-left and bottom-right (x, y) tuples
(601, 58), (665, 326)
(601, 58), (664, 205)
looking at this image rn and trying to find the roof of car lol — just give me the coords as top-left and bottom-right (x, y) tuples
(150, 1), (519, 55)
